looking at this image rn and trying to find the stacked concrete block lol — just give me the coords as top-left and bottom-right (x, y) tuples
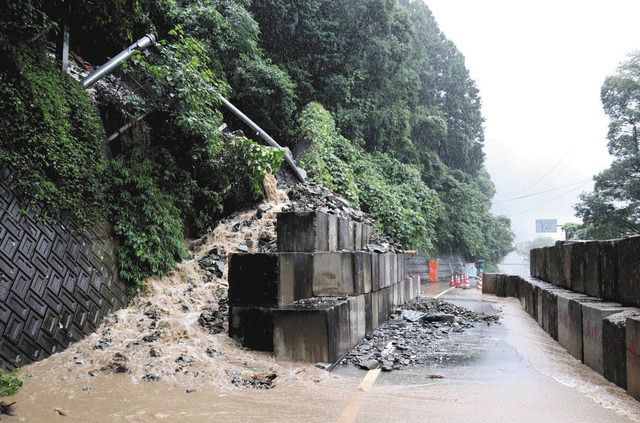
(482, 273), (498, 295)
(273, 299), (350, 363)
(627, 316), (640, 400)
(583, 242), (601, 298)
(618, 236), (640, 308)
(599, 239), (620, 302)
(603, 309), (639, 389)
(490, 269), (640, 395)
(229, 211), (418, 363)
(229, 307), (274, 351)
(228, 253), (313, 307)
(581, 302), (630, 374)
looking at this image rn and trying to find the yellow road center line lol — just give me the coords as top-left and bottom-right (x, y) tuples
(357, 368), (381, 392)
(337, 369), (381, 423)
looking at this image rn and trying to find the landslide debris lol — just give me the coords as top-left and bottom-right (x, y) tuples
(341, 298), (500, 372)
(25, 177), (390, 391)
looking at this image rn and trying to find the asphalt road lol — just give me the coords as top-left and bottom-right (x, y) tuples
(332, 281), (640, 423)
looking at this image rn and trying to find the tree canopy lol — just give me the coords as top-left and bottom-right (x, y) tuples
(574, 51), (640, 239)
(1, 0), (514, 286)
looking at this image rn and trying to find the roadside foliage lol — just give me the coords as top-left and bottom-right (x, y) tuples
(0, 0), (514, 290)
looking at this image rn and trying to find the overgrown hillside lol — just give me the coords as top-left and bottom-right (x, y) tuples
(0, 0), (514, 289)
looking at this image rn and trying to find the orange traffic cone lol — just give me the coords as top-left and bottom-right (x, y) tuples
(454, 274), (461, 288)
(477, 274), (483, 291)
(450, 275), (455, 287)
(463, 274), (471, 289)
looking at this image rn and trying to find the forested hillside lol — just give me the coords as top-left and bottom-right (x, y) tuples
(0, 0), (513, 287)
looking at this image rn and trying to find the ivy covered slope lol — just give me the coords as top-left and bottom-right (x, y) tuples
(0, 1), (286, 291)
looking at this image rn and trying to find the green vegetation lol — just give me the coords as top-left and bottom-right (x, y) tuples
(1, 0), (514, 288)
(0, 370), (22, 397)
(0, 36), (109, 226)
(573, 52), (640, 239)
(299, 103), (442, 250)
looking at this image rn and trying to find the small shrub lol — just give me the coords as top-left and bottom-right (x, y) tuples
(0, 371), (23, 397)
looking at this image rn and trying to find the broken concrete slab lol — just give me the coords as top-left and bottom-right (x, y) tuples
(603, 309), (640, 389)
(273, 299), (350, 363)
(276, 211), (329, 252)
(626, 315), (640, 400)
(582, 301), (628, 374)
(229, 306), (274, 351)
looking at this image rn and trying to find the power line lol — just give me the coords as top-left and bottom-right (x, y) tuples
(514, 150), (571, 194)
(507, 181), (591, 217)
(492, 178), (592, 204)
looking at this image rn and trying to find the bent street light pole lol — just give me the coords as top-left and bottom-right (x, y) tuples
(219, 95), (307, 182)
(82, 34), (156, 88)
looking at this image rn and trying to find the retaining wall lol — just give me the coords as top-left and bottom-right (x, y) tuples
(0, 164), (128, 370)
(485, 261), (640, 399)
(228, 210), (421, 363)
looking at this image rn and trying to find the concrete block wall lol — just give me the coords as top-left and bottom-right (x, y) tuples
(228, 211), (421, 363)
(483, 271), (640, 399)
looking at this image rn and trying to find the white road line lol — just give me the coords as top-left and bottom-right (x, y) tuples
(434, 287), (455, 299)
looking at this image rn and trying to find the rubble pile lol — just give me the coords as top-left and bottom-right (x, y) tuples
(341, 298), (500, 372)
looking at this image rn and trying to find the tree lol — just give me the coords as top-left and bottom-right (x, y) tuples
(515, 236), (556, 261)
(575, 51), (640, 238)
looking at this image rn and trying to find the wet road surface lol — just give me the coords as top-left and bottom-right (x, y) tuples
(6, 280), (640, 422)
(334, 282), (640, 422)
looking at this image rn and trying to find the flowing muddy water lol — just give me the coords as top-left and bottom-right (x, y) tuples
(3, 174), (343, 421)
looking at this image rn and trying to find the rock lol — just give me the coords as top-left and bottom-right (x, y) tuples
(358, 359), (380, 370)
(175, 354), (195, 364)
(149, 347), (161, 357)
(93, 338), (110, 350)
(315, 362), (331, 370)
(102, 353), (129, 373)
(381, 361), (394, 372)
(237, 244), (249, 253)
(401, 310), (426, 322)
(422, 313), (457, 323)
(142, 332), (160, 343)
(143, 373), (160, 381)
(0, 402), (15, 416)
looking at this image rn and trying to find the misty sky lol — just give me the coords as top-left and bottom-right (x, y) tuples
(426, 0), (640, 243)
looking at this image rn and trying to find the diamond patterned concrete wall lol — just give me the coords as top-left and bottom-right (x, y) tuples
(0, 164), (128, 370)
